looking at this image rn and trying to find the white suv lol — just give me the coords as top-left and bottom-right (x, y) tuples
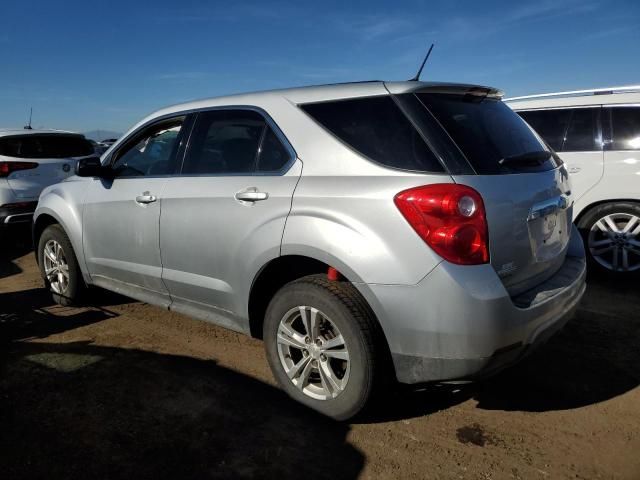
(0, 129), (95, 228)
(507, 86), (640, 276)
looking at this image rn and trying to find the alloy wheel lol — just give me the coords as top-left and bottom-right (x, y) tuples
(43, 239), (70, 294)
(276, 306), (350, 400)
(588, 213), (640, 272)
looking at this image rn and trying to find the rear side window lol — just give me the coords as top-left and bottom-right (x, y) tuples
(518, 108), (600, 152)
(257, 127), (291, 172)
(610, 107), (640, 150)
(183, 110), (264, 175)
(301, 96), (444, 173)
(417, 93), (556, 174)
(563, 108), (600, 151)
(518, 109), (571, 151)
(0, 134), (94, 158)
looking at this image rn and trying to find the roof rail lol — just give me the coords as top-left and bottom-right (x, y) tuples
(505, 85), (640, 102)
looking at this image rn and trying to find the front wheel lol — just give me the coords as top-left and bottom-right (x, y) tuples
(264, 274), (385, 421)
(38, 224), (86, 305)
(578, 202), (640, 276)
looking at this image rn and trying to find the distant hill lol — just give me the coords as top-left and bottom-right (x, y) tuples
(83, 130), (122, 141)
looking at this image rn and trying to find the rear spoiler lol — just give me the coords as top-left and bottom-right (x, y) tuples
(384, 81), (504, 99)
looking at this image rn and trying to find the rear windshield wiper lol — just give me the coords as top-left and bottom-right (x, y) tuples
(498, 151), (552, 166)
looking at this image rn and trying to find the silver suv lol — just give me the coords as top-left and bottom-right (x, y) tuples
(507, 85), (640, 276)
(34, 81), (586, 420)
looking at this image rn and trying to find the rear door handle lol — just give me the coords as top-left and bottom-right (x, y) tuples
(135, 192), (157, 204)
(235, 188), (269, 203)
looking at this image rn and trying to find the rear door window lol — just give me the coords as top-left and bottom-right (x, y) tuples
(417, 93), (558, 174)
(610, 107), (640, 150)
(256, 127), (291, 172)
(518, 108), (600, 152)
(182, 110), (265, 175)
(562, 108), (600, 151)
(301, 96), (445, 173)
(518, 109), (571, 151)
(0, 134), (94, 158)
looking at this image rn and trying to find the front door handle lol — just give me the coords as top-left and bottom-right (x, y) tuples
(135, 192), (157, 204)
(235, 188), (269, 203)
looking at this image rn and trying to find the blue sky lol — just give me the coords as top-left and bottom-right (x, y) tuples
(1, 0), (639, 135)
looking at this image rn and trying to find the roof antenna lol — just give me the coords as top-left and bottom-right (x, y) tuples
(24, 107), (33, 130)
(409, 43), (434, 81)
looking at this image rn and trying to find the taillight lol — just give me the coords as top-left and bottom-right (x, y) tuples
(394, 184), (489, 265)
(0, 161), (39, 178)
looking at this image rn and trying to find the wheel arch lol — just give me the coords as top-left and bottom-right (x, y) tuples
(33, 201), (89, 282)
(575, 198), (640, 227)
(247, 254), (389, 349)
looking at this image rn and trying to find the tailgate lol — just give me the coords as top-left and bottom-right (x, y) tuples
(454, 169), (573, 295)
(407, 88), (573, 296)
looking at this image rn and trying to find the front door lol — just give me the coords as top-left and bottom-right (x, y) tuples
(83, 116), (187, 306)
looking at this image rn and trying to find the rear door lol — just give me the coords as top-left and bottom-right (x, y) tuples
(413, 92), (572, 295)
(0, 134), (94, 200)
(159, 109), (301, 327)
(604, 105), (640, 199)
(518, 107), (604, 201)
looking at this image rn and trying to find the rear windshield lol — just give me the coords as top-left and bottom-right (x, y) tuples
(416, 93), (560, 174)
(0, 134), (94, 158)
(301, 96), (445, 173)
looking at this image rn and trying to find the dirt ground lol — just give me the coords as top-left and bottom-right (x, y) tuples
(1, 230), (639, 480)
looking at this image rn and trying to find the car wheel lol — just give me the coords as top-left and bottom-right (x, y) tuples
(264, 274), (385, 421)
(38, 224), (86, 305)
(577, 202), (640, 277)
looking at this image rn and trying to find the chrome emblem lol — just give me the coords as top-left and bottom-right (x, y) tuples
(62, 163), (71, 172)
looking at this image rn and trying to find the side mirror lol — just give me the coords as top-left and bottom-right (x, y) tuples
(76, 157), (108, 177)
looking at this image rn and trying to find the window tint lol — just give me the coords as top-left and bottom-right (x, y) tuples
(183, 110), (264, 174)
(257, 127), (290, 172)
(418, 93), (556, 174)
(301, 96), (444, 173)
(112, 118), (183, 177)
(518, 109), (571, 151)
(0, 134), (94, 158)
(611, 107), (640, 150)
(563, 108), (599, 151)
(518, 108), (599, 152)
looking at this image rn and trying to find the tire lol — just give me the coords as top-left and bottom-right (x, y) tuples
(577, 202), (640, 277)
(264, 274), (386, 421)
(37, 224), (86, 306)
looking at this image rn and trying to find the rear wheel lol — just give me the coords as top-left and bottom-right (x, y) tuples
(264, 274), (384, 420)
(38, 224), (86, 305)
(578, 202), (640, 276)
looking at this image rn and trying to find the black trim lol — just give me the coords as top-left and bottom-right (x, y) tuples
(175, 113), (197, 174)
(395, 93), (475, 175)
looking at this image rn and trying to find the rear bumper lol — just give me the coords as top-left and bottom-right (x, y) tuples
(365, 224), (586, 384)
(0, 201), (38, 226)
